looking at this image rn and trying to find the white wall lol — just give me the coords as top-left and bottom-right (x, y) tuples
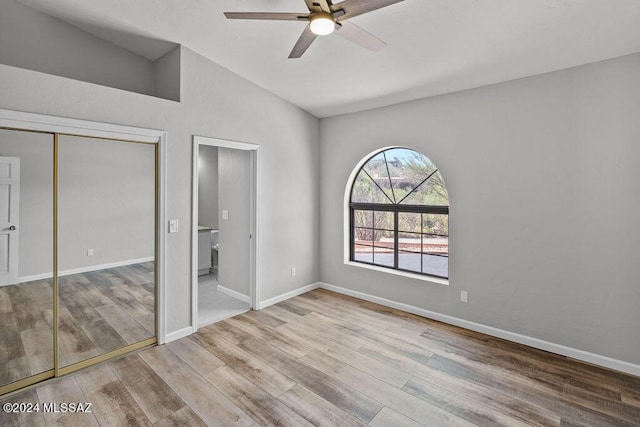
(319, 53), (640, 366)
(0, 45), (320, 333)
(218, 147), (251, 297)
(197, 145), (218, 230)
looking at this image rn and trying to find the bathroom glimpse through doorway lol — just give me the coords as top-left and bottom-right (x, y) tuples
(191, 136), (259, 330)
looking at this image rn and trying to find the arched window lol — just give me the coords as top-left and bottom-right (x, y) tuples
(349, 147), (449, 279)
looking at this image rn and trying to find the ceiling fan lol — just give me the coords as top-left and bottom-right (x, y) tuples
(224, 0), (405, 58)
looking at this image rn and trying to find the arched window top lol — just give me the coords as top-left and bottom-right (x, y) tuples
(351, 147), (448, 207)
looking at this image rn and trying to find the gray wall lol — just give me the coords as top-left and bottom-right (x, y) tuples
(218, 148), (251, 296)
(0, 0), (153, 96)
(197, 145), (218, 230)
(153, 46), (181, 103)
(0, 45), (320, 333)
(319, 53), (640, 365)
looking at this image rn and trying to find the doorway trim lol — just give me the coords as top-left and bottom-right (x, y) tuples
(0, 108), (168, 344)
(191, 135), (260, 332)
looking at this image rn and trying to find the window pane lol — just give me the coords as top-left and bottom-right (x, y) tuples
(353, 210), (373, 228)
(353, 244), (373, 263)
(351, 169), (392, 204)
(423, 214), (448, 277)
(422, 235), (448, 256)
(372, 229), (394, 247)
(399, 170), (448, 205)
(354, 227), (374, 245)
(383, 148), (438, 199)
(373, 211), (393, 231)
(363, 153), (395, 203)
(398, 250), (421, 272)
(423, 254), (448, 278)
(398, 232), (421, 252)
(398, 212), (420, 233)
(373, 246), (394, 267)
(422, 213), (449, 237)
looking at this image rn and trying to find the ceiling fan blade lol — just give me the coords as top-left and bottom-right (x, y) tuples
(315, 0), (333, 13)
(224, 12), (309, 21)
(289, 25), (318, 58)
(334, 20), (386, 52)
(332, 0), (404, 20)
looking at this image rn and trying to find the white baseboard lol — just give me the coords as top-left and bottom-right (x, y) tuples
(17, 257), (155, 284)
(257, 282), (321, 310)
(164, 326), (193, 344)
(319, 282), (640, 377)
(217, 285), (251, 304)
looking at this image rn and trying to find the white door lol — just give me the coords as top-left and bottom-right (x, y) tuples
(0, 156), (20, 286)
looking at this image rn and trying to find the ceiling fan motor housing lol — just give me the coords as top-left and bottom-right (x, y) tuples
(310, 13), (336, 35)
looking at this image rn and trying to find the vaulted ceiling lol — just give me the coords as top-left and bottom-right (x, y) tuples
(16, 0), (640, 117)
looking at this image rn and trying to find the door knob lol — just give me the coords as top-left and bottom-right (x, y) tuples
(9, 226), (16, 231)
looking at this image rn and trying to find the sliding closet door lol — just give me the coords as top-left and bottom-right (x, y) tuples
(57, 135), (156, 368)
(0, 129), (54, 391)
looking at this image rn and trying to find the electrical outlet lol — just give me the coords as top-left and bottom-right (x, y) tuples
(87, 248), (93, 256)
(460, 290), (468, 303)
(222, 210), (229, 220)
(291, 267), (296, 277)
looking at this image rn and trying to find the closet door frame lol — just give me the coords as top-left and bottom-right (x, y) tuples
(0, 109), (167, 395)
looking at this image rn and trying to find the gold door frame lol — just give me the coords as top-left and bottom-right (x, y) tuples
(0, 127), (159, 396)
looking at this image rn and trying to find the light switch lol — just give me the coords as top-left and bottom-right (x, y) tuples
(222, 210), (229, 220)
(169, 219), (179, 233)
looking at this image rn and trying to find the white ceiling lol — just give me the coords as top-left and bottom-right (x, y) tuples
(16, 0), (640, 118)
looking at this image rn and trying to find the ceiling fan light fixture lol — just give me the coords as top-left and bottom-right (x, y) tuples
(310, 14), (335, 35)
(224, 0), (403, 58)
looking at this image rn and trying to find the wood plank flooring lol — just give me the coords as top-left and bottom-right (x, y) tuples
(2, 288), (639, 426)
(0, 262), (155, 388)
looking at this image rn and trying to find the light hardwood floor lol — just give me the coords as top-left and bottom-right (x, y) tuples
(0, 262), (154, 388)
(2, 288), (640, 426)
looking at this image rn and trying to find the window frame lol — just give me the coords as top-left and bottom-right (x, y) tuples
(347, 148), (449, 281)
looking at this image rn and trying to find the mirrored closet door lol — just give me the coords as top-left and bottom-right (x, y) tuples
(57, 135), (156, 371)
(0, 128), (157, 395)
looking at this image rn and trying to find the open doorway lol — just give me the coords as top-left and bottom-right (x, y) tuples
(192, 136), (259, 330)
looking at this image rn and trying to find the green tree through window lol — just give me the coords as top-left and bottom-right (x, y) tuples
(349, 148), (449, 278)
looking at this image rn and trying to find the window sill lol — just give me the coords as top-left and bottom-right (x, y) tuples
(344, 261), (449, 286)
